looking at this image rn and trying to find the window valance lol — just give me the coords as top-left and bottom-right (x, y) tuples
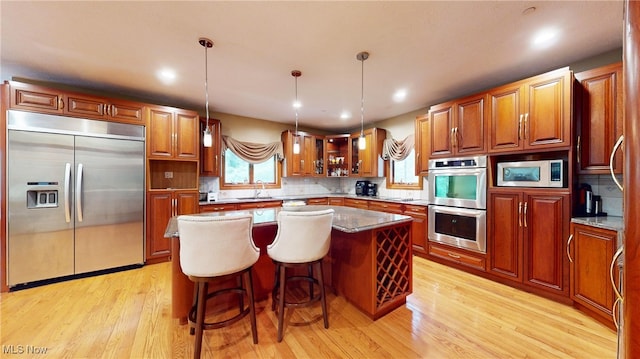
(381, 134), (415, 161)
(222, 135), (284, 164)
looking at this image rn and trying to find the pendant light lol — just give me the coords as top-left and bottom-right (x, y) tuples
(200, 37), (214, 148)
(292, 70), (302, 154)
(357, 51), (369, 150)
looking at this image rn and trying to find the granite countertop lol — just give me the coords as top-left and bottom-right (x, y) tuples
(199, 194), (430, 206)
(165, 205), (413, 238)
(571, 215), (624, 232)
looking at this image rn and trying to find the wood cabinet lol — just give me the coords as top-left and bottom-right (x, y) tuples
(574, 62), (623, 174)
(282, 130), (322, 177)
(350, 128), (385, 177)
(488, 189), (570, 296)
(236, 200), (282, 210)
(328, 197), (344, 206)
(307, 197), (328, 205)
(429, 93), (487, 158)
(368, 200), (403, 214)
(199, 203), (237, 213)
(568, 223), (618, 329)
(147, 190), (199, 264)
(147, 106), (199, 160)
(428, 242), (486, 271)
(7, 81), (144, 124)
(343, 197), (369, 209)
(488, 68), (572, 153)
(415, 114), (430, 175)
(200, 117), (221, 176)
(326, 135), (350, 177)
(404, 204), (428, 256)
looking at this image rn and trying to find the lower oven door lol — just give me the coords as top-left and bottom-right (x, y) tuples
(428, 205), (486, 253)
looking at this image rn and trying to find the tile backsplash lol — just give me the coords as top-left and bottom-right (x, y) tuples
(577, 174), (623, 217)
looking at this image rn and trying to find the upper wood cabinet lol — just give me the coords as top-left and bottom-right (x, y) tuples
(429, 93), (488, 158)
(282, 130), (322, 177)
(349, 128), (385, 177)
(415, 114), (430, 175)
(147, 106), (199, 160)
(574, 62), (623, 174)
(7, 81), (144, 124)
(488, 68), (572, 153)
(326, 135), (349, 177)
(200, 117), (221, 177)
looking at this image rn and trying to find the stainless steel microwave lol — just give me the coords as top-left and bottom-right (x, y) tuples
(497, 160), (564, 188)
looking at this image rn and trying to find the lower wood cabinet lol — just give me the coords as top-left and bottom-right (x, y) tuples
(307, 197), (329, 205)
(368, 201), (403, 214)
(428, 242), (486, 271)
(404, 204), (428, 256)
(343, 197), (369, 209)
(147, 190), (199, 264)
(569, 222), (619, 329)
(328, 197), (344, 206)
(236, 200), (282, 210)
(488, 189), (570, 297)
(199, 203), (237, 213)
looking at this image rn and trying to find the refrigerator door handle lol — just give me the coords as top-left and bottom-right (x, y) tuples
(64, 162), (72, 223)
(610, 135), (624, 191)
(76, 163), (84, 222)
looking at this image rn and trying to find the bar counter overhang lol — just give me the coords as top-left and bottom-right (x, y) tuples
(164, 205), (413, 323)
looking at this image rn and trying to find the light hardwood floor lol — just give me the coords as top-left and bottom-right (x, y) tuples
(1, 256), (616, 358)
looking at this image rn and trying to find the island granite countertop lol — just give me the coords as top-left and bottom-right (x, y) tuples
(165, 205), (412, 238)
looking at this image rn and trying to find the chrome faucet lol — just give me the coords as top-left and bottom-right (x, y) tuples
(254, 180), (265, 198)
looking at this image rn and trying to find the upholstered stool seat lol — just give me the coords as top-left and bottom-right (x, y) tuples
(177, 214), (259, 359)
(266, 208), (334, 342)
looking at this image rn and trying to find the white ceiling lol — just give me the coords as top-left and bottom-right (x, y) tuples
(1, 1), (623, 132)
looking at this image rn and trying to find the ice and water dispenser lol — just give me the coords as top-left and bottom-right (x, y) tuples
(26, 182), (59, 209)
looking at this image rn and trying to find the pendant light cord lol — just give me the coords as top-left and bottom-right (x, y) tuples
(204, 43), (210, 130)
(295, 74), (299, 136)
(360, 56), (364, 137)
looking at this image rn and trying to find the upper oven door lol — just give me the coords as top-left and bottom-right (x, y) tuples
(428, 167), (487, 209)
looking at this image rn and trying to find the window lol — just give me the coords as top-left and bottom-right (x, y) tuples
(386, 149), (422, 189)
(222, 149), (280, 188)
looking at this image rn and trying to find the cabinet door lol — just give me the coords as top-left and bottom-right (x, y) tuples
(488, 83), (524, 152)
(176, 191), (199, 215)
(415, 115), (430, 175)
(456, 94), (487, 155)
(200, 118), (221, 176)
(405, 205), (427, 255)
(174, 111), (198, 159)
(523, 193), (569, 295)
(343, 198), (368, 209)
(67, 95), (107, 118)
(576, 63), (623, 174)
(9, 82), (65, 114)
(570, 224), (616, 321)
(148, 108), (174, 158)
(525, 70), (571, 149)
(429, 102), (455, 157)
(108, 100), (145, 124)
(313, 137), (325, 176)
(302, 135), (315, 175)
(147, 192), (173, 262)
(488, 191), (523, 281)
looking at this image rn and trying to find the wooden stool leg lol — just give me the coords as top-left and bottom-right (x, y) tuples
(316, 261), (329, 329)
(194, 281), (208, 359)
(245, 270), (258, 344)
(237, 275), (245, 313)
(277, 264), (287, 342)
(308, 264), (314, 299)
(271, 263), (280, 311)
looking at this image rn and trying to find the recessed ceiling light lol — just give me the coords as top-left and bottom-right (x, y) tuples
(532, 27), (559, 49)
(340, 111), (351, 120)
(393, 89), (407, 103)
(157, 68), (176, 84)
(292, 100), (302, 109)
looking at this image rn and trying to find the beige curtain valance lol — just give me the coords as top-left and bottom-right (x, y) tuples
(381, 134), (415, 161)
(222, 135), (284, 164)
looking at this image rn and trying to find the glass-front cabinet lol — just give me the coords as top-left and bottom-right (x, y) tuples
(326, 135), (349, 177)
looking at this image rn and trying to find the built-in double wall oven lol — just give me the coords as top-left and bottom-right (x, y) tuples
(427, 155), (487, 253)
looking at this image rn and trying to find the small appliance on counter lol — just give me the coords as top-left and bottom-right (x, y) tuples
(576, 183), (606, 217)
(366, 183), (378, 196)
(207, 192), (219, 202)
(355, 180), (370, 196)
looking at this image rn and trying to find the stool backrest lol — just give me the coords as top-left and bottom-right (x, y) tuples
(267, 209), (334, 263)
(177, 214), (259, 277)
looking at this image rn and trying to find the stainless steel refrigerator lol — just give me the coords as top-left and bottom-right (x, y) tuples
(7, 110), (145, 287)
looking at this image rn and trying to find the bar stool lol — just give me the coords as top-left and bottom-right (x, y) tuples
(266, 208), (334, 342)
(177, 214), (259, 359)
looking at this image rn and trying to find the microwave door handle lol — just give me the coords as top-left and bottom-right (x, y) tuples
(610, 135), (624, 191)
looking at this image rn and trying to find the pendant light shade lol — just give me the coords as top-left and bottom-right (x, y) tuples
(200, 37), (214, 148)
(292, 70), (302, 155)
(357, 51), (369, 150)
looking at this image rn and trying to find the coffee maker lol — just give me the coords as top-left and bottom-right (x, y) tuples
(355, 180), (370, 196)
(366, 183), (378, 197)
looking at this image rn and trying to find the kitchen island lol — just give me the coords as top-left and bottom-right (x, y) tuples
(165, 205), (413, 322)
